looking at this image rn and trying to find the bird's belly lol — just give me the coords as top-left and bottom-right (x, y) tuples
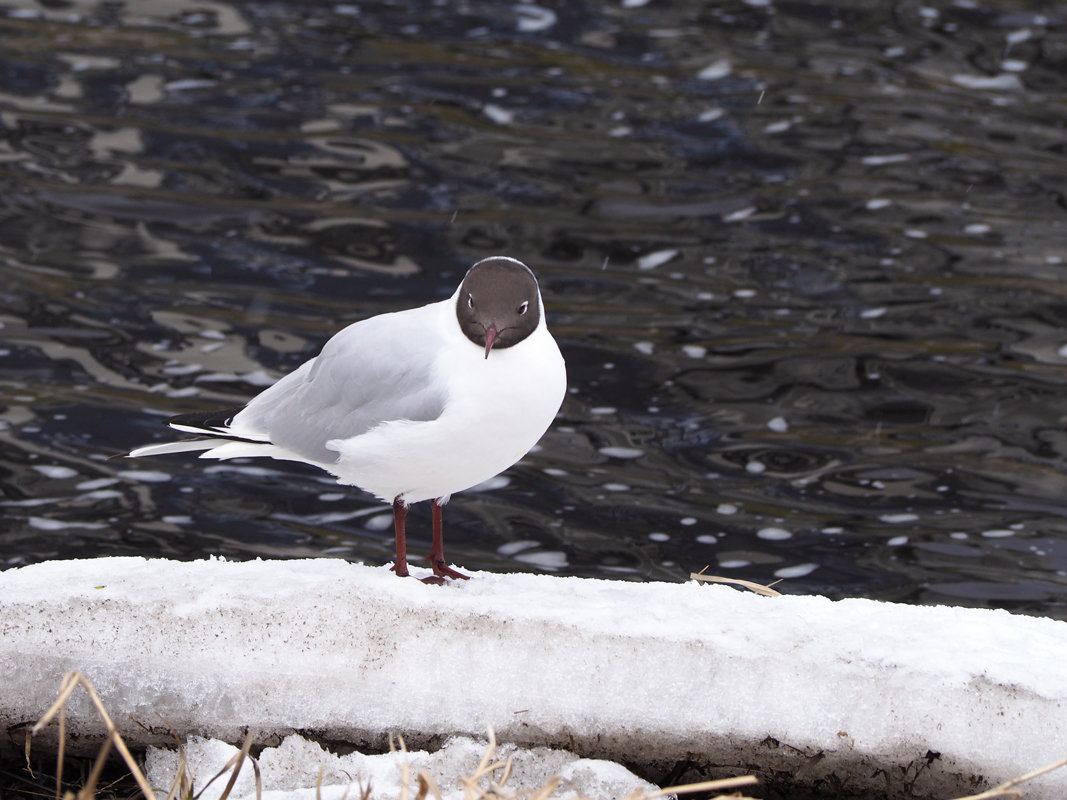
(326, 337), (565, 504)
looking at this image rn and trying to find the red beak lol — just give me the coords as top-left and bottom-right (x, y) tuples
(483, 323), (498, 359)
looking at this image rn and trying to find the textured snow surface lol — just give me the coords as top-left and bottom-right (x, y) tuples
(2, 557), (1066, 799)
(145, 734), (657, 800)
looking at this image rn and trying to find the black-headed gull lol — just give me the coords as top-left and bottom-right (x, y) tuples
(123, 256), (567, 582)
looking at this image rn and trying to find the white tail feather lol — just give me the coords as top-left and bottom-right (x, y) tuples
(167, 421), (270, 441)
(127, 439), (227, 458)
(198, 440), (311, 463)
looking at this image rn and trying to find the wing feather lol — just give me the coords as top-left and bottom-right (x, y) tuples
(228, 302), (450, 463)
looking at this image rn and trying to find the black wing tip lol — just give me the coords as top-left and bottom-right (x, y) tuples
(106, 451), (130, 462)
(165, 406), (246, 432)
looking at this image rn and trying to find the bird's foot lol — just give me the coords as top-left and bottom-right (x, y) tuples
(430, 559), (470, 581)
(392, 558), (467, 583)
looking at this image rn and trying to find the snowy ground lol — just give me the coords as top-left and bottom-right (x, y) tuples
(1, 557), (1066, 800)
(145, 732), (663, 800)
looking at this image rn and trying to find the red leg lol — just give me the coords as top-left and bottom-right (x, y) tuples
(390, 496), (409, 577)
(428, 498), (469, 580)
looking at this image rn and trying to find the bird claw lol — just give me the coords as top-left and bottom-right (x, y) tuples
(391, 560), (466, 584)
(431, 560), (470, 581)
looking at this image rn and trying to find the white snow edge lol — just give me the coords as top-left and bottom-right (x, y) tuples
(1, 557), (1066, 799)
(145, 733), (659, 800)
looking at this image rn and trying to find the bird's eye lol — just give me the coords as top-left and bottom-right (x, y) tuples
(467, 293), (474, 309)
(517, 300), (529, 315)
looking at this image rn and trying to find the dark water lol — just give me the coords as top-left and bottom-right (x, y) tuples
(1, 0), (1066, 619)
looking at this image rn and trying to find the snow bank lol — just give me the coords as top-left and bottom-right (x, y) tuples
(1, 557), (1065, 799)
(145, 733), (659, 800)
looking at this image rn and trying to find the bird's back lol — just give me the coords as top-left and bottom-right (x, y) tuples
(229, 300), (452, 465)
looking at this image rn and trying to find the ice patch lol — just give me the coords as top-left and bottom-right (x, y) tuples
(76, 478), (119, 491)
(757, 527), (792, 541)
(637, 249), (678, 270)
(470, 475), (510, 492)
(598, 446), (644, 459)
(880, 513), (919, 524)
(513, 550), (568, 569)
(723, 206), (756, 222)
(28, 517), (106, 531)
(861, 153), (909, 165)
(498, 540), (539, 556)
(633, 341), (655, 355)
(483, 104), (514, 125)
(118, 469), (172, 483)
(515, 4), (557, 32)
(33, 465), (79, 479)
(766, 416), (788, 433)
(774, 563), (818, 579)
(363, 513), (394, 532)
(697, 59), (731, 80)
(1005, 28), (1032, 46)
(952, 73), (1023, 91)
(82, 490), (123, 501)
(165, 79), (217, 91)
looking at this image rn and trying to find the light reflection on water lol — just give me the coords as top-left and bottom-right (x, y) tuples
(1, 0), (1066, 618)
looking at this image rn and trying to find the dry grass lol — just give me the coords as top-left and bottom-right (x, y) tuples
(23, 671), (1067, 800)
(27, 671), (262, 800)
(947, 756), (1067, 800)
(689, 568), (783, 597)
(29, 671), (156, 800)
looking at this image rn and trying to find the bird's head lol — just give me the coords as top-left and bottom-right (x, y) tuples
(455, 257), (542, 359)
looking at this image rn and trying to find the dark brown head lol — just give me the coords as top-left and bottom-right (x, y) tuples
(455, 257), (542, 358)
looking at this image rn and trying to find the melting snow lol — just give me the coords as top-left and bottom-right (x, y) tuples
(1, 558), (1065, 799)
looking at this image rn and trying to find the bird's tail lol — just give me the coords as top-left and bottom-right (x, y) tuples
(126, 439), (231, 458)
(116, 405), (271, 461)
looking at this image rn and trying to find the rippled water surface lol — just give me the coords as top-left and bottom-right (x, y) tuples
(2, 0), (1066, 618)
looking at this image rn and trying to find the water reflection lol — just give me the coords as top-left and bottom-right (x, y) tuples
(1, 0), (1065, 619)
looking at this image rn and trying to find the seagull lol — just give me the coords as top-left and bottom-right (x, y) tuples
(121, 256), (567, 583)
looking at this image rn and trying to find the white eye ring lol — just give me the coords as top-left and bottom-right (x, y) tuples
(467, 293), (474, 309)
(517, 300), (529, 315)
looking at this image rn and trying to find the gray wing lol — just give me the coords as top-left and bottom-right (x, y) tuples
(232, 305), (449, 463)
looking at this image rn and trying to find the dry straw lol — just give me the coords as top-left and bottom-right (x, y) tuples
(24, 670), (1067, 800)
(949, 756), (1067, 800)
(690, 567), (783, 596)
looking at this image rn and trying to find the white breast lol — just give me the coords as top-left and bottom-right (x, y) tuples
(325, 312), (566, 504)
